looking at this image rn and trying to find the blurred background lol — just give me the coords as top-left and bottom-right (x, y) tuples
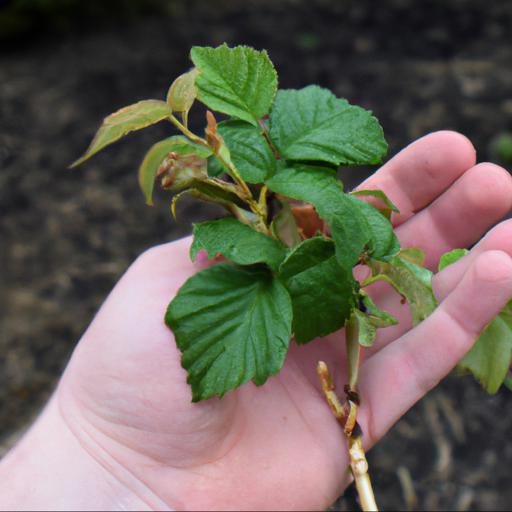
(1, 0), (512, 509)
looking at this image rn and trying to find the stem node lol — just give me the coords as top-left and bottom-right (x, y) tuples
(316, 360), (378, 512)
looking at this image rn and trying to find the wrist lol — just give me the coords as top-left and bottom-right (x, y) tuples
(0, 394), (165, 511)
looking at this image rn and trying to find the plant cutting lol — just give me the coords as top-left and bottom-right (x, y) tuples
(72, 44), (512, 511)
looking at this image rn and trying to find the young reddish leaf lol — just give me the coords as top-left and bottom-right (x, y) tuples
(265, 164), (366, 269)
(71, 100), (172, 167)
(138, 136), (211, 205)
(161, 155), (208, 191)
(166, 265), (292, 401)
(166, 68), (199, 125)
(190, 217), (287, 272)
(269, 86), (388, 165)
(290, 204), (323, 238)
(266, 164), (399, 269)
(190, 44), (277, 126)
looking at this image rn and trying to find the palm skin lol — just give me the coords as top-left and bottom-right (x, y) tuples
(3, 131), (512, 511)
(59, 236), (352, 510)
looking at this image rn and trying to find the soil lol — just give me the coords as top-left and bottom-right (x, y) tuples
(1, 0), (512, 509)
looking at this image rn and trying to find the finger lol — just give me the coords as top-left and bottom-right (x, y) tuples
(357, 250), (512, 448)
(363, 163), (512, 354)
(395, 163), (512, 268)
(363, 219), (512, 358)
(357, 131), (476, 225)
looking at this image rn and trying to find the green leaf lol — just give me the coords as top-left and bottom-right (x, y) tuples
(492, 133), (512, 164)
(279, 236), (335, 280)
(438, 248), (469, 272)
(207, 155), (224, 178)
(352, 309), (377, 347)
(166, 264), (292, 401)
(138, 136), (211, 205)
(347, 195), (400, 261)
(504, 371), (512, 392)
(179, 178), (241, 203)
(270, 203), (301, 248)
(166, 68), (199, 124)
(216, 120), (277, 183)
(190, 217), (287, 272)
(459, 302), (512, 394)
(369, 256), (437, 325)
(440, 246), (512, 393)
(351, 189), (400, 218)
(284, 255), (357, 344)
(190, 44), (278, 126)
(265, 164), (399, 269)
(71, 100), (172, 167)
(269, 86), (388, 165)
(359, 291), (398, 328)
(170, 179), (243, 219)
(265, 163), (343, 204)
(399, 248), (426, 266)
(437, 247), (512, 392)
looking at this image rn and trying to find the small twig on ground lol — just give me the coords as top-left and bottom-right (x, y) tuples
(396, 465), (417, 511)
(437, 394), (466, 444)
(454, 487), (474, 512)
(424, 398), (452, 476)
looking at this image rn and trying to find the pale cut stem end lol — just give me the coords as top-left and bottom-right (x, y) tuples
(316, 361), (378, 512)
(349, 435), (378, 512)
(317, 361), (346, 421)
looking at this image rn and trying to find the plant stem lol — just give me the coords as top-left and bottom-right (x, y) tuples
(258, 185), (269, 222)
(258, 119), (280, 159)
(348, 435), (377, 512)
(345, 318), (361, 391)
(317, 361), (346, 422)
(168, 113), (246, 195)
(217, 153), (253, 201)
(345, 315), (378, 511)
(317, 318), (378, 512)
(360, 273), (396, 289)
(168, 113), (271, 231)
(168, 114), (209, 148)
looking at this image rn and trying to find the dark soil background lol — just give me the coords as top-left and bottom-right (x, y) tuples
(2, 0), (512, 510)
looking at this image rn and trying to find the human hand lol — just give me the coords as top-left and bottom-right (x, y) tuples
(2, 131), (512, 511)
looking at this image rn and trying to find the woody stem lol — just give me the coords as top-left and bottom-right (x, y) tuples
(344, 315), (378, 512)
(316, 316), (378, 512)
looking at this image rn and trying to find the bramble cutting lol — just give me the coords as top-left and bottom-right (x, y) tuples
(72, 44), (511, 411)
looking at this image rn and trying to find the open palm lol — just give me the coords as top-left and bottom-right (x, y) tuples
(44, 132), (512, 510)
